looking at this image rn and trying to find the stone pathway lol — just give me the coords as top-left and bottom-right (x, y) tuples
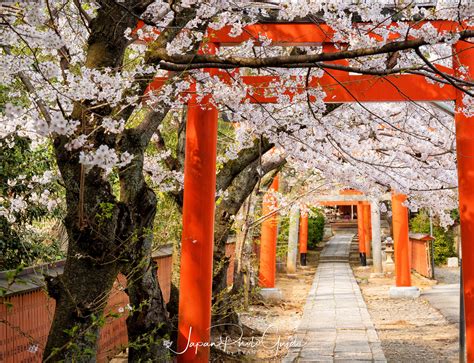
(285, 234), (386, 362)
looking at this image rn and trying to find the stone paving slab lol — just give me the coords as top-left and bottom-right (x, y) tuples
(284, 234), (386, 362)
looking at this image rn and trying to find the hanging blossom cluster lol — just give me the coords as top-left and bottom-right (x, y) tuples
(143, 150), (184, 192)
(218, 91), (460, 224)
(79, 146), (133, 176)
(0, 164), (61, 224)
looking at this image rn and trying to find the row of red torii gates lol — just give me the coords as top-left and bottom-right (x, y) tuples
(259, 185), (411, 289)
(139, 20), (474, 361)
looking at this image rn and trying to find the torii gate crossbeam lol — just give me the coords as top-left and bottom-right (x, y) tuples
(149, 72), (455, 104)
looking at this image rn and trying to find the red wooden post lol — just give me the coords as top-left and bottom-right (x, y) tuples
(299, 209), (309, 266)
(363, 203), (372, 258)
(454, 39), (474, 362)
(357, 202), (367, 265)
(177, 93), (218, 362)
(391, 193), (411, 287)
(258, 175), (279, 287)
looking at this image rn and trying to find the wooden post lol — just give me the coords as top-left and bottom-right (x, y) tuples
(454, 40), (474, 362)
(258, 176), (279, 287)
(299, 210), (309, 266)
(357, 202), (367, 266)
(363, 203), (372, 259)
(177, 94), (218, 362)
(391, 193), (411, 287)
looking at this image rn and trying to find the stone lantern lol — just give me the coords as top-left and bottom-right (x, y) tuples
(384, 237), (395, 273)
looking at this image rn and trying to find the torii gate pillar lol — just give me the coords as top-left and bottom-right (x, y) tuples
(390, 193), (419, 299)
(259, 175), (279, 288)
(357, 202), (367, 266)
(454, 40), (474, 362)
(391, 193), (411, 287)
(362, 203), (372, 259)
(299, 210), (309, 266)
(177, 96), (218, 362)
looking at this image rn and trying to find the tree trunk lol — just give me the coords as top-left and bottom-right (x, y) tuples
(44, 143), (134, 361)
(118, 127), (172, 361)
(44, 2), (156, 360)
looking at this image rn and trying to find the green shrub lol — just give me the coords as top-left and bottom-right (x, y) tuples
(275, 207), (325, 255)
(276, 215), (289, 258)
(409, 210), (456, 265)
(0, 135), (64, 271)
(308, 208), (325, 250)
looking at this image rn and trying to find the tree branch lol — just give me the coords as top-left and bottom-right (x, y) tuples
(415, 46), (474, 97)
(216, 137), (273, 193)
(148, 29), (474, 69)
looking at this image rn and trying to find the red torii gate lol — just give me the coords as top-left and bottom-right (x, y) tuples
(315, 190), (373, 264)
(140, 21), (473, 361)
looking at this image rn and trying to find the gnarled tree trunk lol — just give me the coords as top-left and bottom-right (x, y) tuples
(45, 139), (134, 361)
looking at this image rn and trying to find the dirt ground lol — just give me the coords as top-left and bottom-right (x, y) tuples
(211, 250), (319, 362)
(353, 266), (459, 363)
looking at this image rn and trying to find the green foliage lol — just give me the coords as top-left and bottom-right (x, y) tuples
(276, 215), (289, 258)
(275, 207), (325, 256)
(409, 210), (457, 265)
(96, 202), (115, 225)
(308, 207), (325, 250)
(0, 265), (25, 307)
(409, 211), (430, 234)
(216, 118), (237, 171)
(157, 111), (181, 156)
(153, 193), (182, 248)
(0, 226), (64, 271)
(0, 135), (64, 271)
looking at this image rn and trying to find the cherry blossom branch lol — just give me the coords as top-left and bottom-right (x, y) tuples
(415, 46), (474, 97)
(3, 46), (52, 124)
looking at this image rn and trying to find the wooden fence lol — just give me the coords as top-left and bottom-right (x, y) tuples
(225, 239), (236, 286)
(0, 245), (173, 363)
(409, 233), (434, 279)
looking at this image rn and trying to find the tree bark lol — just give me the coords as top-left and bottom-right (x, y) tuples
(118, 129), (171, 361)
(216, 137), (273, 194)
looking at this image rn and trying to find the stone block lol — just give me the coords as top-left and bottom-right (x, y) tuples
(389, 286), (421, 298)
(281, 353), (298, 363)
(259, 287), (283, 300)
(447, 257), (459, 267)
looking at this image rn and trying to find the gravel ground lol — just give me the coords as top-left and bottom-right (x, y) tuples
(354, 267), (459, 363)
(225, 252), (460, 362)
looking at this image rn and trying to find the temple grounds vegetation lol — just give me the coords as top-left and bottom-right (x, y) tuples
(410, 210), (458, 265)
